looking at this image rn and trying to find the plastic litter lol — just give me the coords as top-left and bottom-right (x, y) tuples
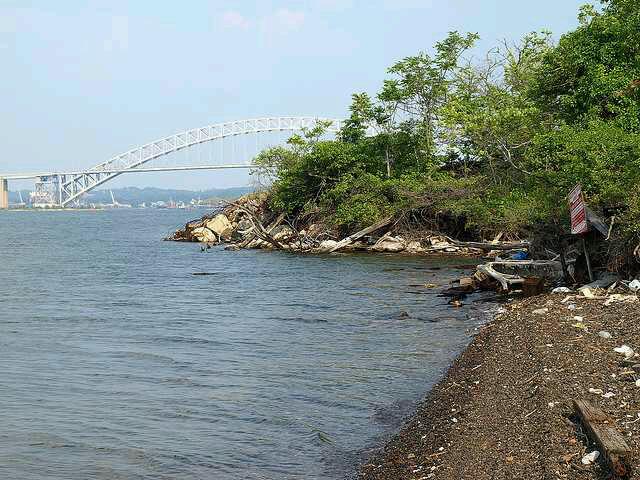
(603, 392), (615, 399)
(598, 331), (612, 339)
(581, 288), (595, 298)
(614, 345), (635, 359)
(588, 388), (603, 395)
(552, 287), (571, 293)
(629, 279), (640, 292)
(636, 379), (640, 387)
(581, 451), (600, 465)
(604, 294), (639, 306)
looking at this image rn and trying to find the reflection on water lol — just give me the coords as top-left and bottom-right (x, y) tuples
(0, 209), (489, 479)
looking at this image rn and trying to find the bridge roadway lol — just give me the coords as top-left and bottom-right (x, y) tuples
(2, 164), (254, 181)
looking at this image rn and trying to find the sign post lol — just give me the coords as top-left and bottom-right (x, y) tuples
(568, 185), (593, 281)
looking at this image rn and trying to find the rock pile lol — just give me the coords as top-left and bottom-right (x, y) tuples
(165, 195), (486, 255)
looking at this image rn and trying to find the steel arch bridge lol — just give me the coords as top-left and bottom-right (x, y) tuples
(2, 116), (345, 207)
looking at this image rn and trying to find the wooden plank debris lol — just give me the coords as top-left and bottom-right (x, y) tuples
(573, 399), (633, 478)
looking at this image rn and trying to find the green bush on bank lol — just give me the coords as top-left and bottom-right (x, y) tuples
(252, 0), (640, 267)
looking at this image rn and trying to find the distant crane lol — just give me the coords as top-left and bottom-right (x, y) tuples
(107, 190), (132, 209)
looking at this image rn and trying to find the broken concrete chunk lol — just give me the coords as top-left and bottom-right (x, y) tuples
(614, 345), (635, 359)
(581, 451), (600, 465)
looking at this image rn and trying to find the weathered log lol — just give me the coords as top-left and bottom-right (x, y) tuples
(451, 240), (530, 251)
(476, 263), (524, 291)
(233, 205), (285, 249)
(328, 217), (393, 253)
(573, 399), (633, 478)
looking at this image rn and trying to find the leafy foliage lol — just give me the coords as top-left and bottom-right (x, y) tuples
(252, 0), (640, 265)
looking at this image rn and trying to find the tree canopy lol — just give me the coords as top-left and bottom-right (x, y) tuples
(253, 0), (640, 267)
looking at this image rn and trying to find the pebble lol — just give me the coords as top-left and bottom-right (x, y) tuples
(598, 331), (612, 339)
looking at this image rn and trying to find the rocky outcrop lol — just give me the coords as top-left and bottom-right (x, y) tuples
(165, 194), (488, 257)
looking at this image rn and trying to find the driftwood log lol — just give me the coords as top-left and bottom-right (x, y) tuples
(328, 217), (393, 253)
(451, 240), (530, 251)
(573, 399), (633, 478)
(226, 201), (285, 249)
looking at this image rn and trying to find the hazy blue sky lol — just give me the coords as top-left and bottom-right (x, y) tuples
(1, 0), (590, 190)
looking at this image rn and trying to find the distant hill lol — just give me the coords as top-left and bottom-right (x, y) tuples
(85, 186), (254, 205)
(8, 186), (254, 205)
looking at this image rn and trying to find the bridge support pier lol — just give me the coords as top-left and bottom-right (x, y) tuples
(0, 177), (8, 209)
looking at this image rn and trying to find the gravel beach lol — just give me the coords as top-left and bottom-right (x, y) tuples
(359, 293), (640, 479)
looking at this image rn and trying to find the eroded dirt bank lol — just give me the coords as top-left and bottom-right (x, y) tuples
(359, 294), (639, 480)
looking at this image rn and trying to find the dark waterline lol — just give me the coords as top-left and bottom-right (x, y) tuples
(0, 209), (489, 479)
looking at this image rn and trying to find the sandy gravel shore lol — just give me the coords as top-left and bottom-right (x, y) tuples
(359, 293), (640, 480)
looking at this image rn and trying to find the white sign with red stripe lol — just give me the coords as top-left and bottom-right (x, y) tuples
(568, 184), (588, 234)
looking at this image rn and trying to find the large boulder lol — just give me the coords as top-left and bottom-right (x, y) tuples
(191, 227), (217, 243)
(370, 236), (406, 253)
(405, 241), (424, 254)
(317, 239), (339, 252)
(272, 226), (296, 242)
(205, 214), (233, 240)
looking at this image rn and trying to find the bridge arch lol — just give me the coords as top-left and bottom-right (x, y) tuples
(55, 116), (344, 206)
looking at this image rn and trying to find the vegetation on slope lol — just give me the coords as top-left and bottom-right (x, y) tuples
(253, 0), (640, 272)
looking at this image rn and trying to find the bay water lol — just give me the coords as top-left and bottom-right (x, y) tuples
(0, 209), (489, 479)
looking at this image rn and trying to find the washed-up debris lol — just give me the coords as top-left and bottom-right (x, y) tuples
(629, 279), (640, 292)
(605, 294), (639, 306)
(552, 287), (572, 293)
(614, 345), (635, 359)
(532, 308), (549, 315)
(599, 331), (613, 339)
(579, 273), (619, 292)
(476, 260), (563, 291)
(573, 399), (633, 477)
(581, 450), (600, 465)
